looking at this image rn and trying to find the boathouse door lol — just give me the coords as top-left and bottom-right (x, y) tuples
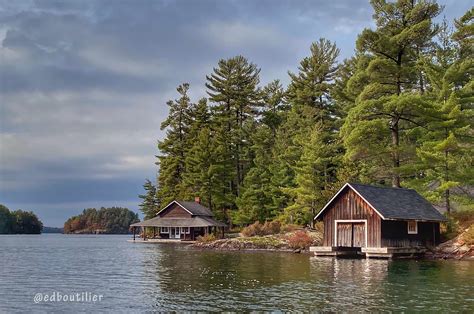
(335, 220), (366, 247)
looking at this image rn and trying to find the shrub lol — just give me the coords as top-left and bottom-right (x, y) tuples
(241, 220), (282, 237)
(241, 222), (263, 237)
(286, 230), (314, 250)
(262, 221), (281, 235)
(196, 234), (216, 243)
(280, 223), (299, 234)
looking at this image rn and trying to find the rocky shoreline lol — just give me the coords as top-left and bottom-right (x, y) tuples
(191, 231), (321, 253)
(426, 234), (474, 260)
(192, 234), (473, 260)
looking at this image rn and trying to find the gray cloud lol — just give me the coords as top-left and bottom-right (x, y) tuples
(0, 0), (471, 226)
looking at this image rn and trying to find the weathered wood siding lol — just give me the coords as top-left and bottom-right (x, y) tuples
(321, 188), (381, 247)
(159, 203), (192, 218)
(381, 221), (440, 247)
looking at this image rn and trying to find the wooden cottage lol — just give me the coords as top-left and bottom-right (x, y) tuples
(311, 183), (447, 258)
(130, 198), (226, 241)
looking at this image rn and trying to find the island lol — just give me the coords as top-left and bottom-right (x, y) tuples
(64, 207), (139, 234)
(0, 204), (43, 234)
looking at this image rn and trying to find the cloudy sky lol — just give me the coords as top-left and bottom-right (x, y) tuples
(0, 0), (471, 227)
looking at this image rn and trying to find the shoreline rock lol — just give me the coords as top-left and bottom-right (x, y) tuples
(192, 233), (473, 260)
(191, 232), (319, 254)
(426, 233), (474, 260)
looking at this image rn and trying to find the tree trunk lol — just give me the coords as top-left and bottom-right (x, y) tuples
(390, 117), (401, 188)
(445, 128), (451, 213)
(445, 189), (451, 214)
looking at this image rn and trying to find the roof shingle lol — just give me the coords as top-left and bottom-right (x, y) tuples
(177, 201), (214, 216)
(349, 183), (447, 221)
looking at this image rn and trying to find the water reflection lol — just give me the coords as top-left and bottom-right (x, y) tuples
(0, 235), (472, 312)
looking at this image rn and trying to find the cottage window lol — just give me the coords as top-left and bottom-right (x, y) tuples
(181, 227), (190, 234)
(160, 227), (169, 234)
(407, 221), (418, 234)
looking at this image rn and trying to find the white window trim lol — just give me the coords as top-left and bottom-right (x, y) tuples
(180, 227), (190, 234)
(407, 221), (418, 234)
(334, 219), (367, 248)
(160, 227), (169, 234)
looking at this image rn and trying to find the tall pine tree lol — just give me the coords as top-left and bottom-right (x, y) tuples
(342, 0), (441, 187)
(279, 38), (341, 224)
(415, 13), (474, 212)
(156, 83), (194, 204)
(205, 56), (262, 216)
(235, 126), (276, 224)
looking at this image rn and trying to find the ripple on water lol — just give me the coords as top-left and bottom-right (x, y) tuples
(0, 235), (473, 312)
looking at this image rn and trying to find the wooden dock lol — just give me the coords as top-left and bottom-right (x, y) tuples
(310, 246), (427, 259)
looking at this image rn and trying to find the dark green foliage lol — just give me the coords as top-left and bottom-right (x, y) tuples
(343, 0), (442, 187)
(64, 207), (139, 234)
(0, 204), (43, 234)
(11, 210), (43, 234)
(157, 83), (194, 205)
(139, 179), (159, 219)
(282, 38), (342, 225)
(0, 204), (13, 234)
(206, 55), (262, 202)
(411, 17), (474, 212)
(144, 1), (473, 226)
(261, 79), (287, 137)
(235, 126), (276, 224)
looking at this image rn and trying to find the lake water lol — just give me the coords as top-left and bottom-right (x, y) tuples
(0, 234), (473, 312)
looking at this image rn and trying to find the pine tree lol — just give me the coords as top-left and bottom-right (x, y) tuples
(188, 97), (211, 139)
(156, 83), (194, 204)
(452, 8), (473, 60)
(261, 80), (287, 138)
(139, 179), (159, 219)
(235, 126), (276, 224)
(277, 38), (341, 223)
(182, 127), (233, 220)
(342, 0), (441, 187)
(414, 14), (474, 212)
(283, 125), (338, 226)
(286, 38), (339, 125)
(205, 55), (262, 201)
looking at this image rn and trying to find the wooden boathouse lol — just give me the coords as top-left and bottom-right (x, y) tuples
(130, 198), (226, 242)
(310, 183), (447, 258)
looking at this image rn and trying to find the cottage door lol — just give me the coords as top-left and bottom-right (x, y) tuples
(171, 227), (180, 239)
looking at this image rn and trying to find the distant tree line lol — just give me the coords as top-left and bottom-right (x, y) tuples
(42, 226), (64, 233)
(140, 1), (473, 225)
(0, 204), (43, 234)
(63, 207), (139, 234)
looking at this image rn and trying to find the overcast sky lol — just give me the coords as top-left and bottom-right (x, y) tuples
(0, 0), (471, 227)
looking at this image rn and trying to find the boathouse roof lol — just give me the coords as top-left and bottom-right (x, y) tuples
(315, 183), (447, 222)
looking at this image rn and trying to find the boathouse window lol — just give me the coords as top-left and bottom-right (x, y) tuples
(181, 227), (190, 234)
(161, 227), (169, 233)
(407, 221), (418, 234)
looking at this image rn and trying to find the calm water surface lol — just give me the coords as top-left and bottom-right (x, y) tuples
(0, 234), (473, 312)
